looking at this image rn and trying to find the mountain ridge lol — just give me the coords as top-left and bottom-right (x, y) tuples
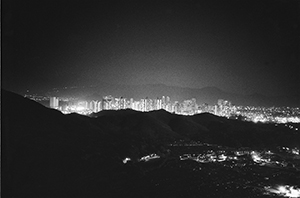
(45, 83), (300, 107)
(2, 89), (300, 197)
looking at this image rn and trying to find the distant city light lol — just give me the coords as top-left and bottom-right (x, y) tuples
(75, 106), (86, 111)
(265, 185), (300, 198)
(139, 154), (160, 162)
(122, 157), (131, 164)
(26, 93), (300, 124)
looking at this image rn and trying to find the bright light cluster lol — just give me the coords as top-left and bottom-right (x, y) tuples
(46, 94), (300, 123)
(276, 117), (300, 123)
(250, 151), (270, 165)
(122, 157), (131, 164)
(265, 185), (300, 198)
(180, 152), (230, 163)
(139, 154), (160, 162)
(122, 154), (160, 164)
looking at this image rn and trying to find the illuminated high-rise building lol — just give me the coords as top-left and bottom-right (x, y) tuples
(97, 101), (102, 111)
(166, 96), (170, 105)
(162, 96), (166, 110)
(157, 98), (162, 109)
(50, 97), (59, 109)
(132, 100), (139, 111)
(102, 95), (113, 110)
(214, 105), (218, 115)
(130, 98), (134, 109)
(174, 101), (179, 114)
(146, 98), (153, 111)
(114, 97), (120, 110)
(191, 98), (197, 114)
(120, 97), (126, 109)
(89, 100), (98, 112)
(141, 98), (146, 112)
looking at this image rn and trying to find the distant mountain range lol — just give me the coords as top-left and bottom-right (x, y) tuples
(47, 83), (300, 107)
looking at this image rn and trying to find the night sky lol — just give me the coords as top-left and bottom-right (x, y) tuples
(2, 0), (300, 96)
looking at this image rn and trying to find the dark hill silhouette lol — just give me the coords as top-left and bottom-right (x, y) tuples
(2, 89), (300, 197)
(1, 89), (182, 197)
(146, 109), (176, 124)
(91, 108), (141, 117)
(191, 112), (226, 123)
(2, 90), (118, 197)
(168, 116), (209, 140)
(91, 109), (182, 159)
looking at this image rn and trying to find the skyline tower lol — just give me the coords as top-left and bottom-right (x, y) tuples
(50, 97), (59, 109)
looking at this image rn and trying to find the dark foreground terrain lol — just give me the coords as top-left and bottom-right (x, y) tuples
(2, 89), (300, 197)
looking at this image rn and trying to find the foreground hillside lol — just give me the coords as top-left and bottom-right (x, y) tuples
(2, 89), (300, 197)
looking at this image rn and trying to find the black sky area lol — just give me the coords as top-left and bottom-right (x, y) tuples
(2, 0), (300, 97)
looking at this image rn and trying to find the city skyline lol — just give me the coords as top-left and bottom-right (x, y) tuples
(2, 0), (299, 97)
(23, 91), (300, 124)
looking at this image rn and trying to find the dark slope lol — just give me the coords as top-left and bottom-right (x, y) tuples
(146, 109), (176, 124)
(1, 90), (181, 197)
(91, 108), (141, 117)
(2, 90), (120, 197)
(168, 116), (209, 140)
(2, 89), (300, 197)
(91, 109), (181, 160)
(93, 109), (180, 140)
(190, 113), (300, 148)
